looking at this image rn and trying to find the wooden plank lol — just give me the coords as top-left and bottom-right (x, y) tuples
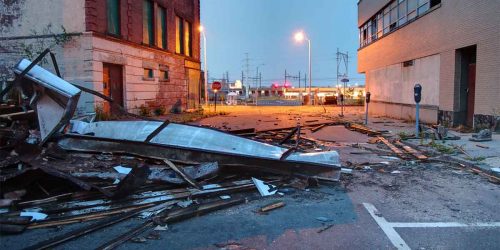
(260, 202), (285, 212)
(377, 137), (404, 157)
(395, 141), (428, 160)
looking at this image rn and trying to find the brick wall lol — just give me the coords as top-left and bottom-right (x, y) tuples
(358, 0), (500, 117)
(84, 0), (200, 61)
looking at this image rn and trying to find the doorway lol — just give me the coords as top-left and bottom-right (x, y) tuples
(186, 68), (200, 109)
(102, 63), (124, 114)
(455, 45), (476, 127)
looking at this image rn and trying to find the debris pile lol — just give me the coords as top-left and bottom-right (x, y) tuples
(0, 53), (342, 249)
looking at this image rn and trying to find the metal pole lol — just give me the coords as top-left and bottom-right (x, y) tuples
(365, 103), (369, 125)
(215, 92), (217, 112)
(308, 39), (312, 105)
(416, 102), (420, 138)
(202, 31), (208, 106)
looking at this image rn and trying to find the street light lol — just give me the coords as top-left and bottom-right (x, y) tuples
(294, 31), (312, 105)
(199, 25), (208, 106)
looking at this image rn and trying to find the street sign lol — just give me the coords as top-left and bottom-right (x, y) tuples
(341, 78), (349, 83)
(212, 81), (222, 91)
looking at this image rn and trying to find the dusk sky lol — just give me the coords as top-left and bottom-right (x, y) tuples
(200, 0), (365, 88)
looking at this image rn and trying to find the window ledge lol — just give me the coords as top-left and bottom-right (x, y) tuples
(142, 77), (155, 81)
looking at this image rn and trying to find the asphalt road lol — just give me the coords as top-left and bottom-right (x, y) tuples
(3, 107), (499, 250)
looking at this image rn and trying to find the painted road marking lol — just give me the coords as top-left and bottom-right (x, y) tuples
(363, 203), (500, 250)
(363, 203), (410, 250)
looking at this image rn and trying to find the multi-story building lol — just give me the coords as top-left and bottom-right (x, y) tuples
(357, 0), (499, 128)
(0, 0), (201, 115)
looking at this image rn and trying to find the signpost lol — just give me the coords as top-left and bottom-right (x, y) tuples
(212, 81), (222, 112)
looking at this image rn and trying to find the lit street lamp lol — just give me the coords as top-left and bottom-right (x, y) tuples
(294, 31), (312, 104)
(199, 25), (208, 106)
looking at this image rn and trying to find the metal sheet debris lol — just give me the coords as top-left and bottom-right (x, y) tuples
(12, 59), (81, 145)
(252, 177), (277, 196)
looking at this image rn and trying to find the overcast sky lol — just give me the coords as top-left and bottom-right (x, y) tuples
(200, 0), (365, 88)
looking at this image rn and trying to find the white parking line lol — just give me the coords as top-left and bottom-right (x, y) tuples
(363, 203), (500, 250)
(391, 222), (500, 228)
(363, 203), (410, 250)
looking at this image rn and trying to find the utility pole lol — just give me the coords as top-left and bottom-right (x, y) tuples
(298, 71), (301, 89)
(259, 72), (262, 89)
(244, 53), (250, 88)
(284, 69), (287, 86)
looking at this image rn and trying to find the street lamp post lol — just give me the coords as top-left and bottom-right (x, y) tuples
(294, 31), (312, 105)
(199, 26), (208, 106)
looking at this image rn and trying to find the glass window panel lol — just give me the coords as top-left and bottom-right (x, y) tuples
(390, 7), (398, 24)
(377, 15), (383, 34)
(142, 0), (154, 45)
(106, 0), (120, 35)
(175, 16), (184, 54)
(418, 2), (429, 15)
(160, 70), (169, 80)
(156, 7), (166, 49)
(371, 19), (377, 40)
(144, 68), (153, 78)
(383, 12), (390, 33)
(399, 0), (407, 18)
(408, 10), (417, 20)
(184, 20), (192, 56)
(408, 0), (417, 12)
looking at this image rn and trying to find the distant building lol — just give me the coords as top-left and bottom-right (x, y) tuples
(357, 0), (500, 128)
(0, 0), (201, 115)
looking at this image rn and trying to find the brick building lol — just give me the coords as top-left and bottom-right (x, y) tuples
(357, 0), (500, 128)
(0, 0), (201, 115)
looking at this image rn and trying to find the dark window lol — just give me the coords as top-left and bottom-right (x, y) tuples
(403, 60), (414, 67)
(107, 0), (120, 35)
(159, 66), (169, 81)
(430, 0), (441, 8)
(175, 16), (184, 54)
(143, 0), (154, 46)
(144, 68), (153, 79)
(156, 6), (166, 49)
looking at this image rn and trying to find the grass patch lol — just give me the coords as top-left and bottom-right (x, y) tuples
(429, 142), (456, 154)
(397, 131), (413, 140)
(465, 156), (486, 162)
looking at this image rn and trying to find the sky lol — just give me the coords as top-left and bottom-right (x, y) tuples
(200, 0), (365, 88)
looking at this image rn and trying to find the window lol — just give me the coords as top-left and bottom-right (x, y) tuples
(430, 0), (441, 8)
(359, 0), (440, 48)
(175, 16), (184, 54)
(143, 68), (153, 79)
(371, 19), (377, 41)
(398, 0), (407, 25)
(143, 0), (154, 46)
(383, 7), (390, 34)
(184, 20), (192, 57)
(407, 0), (417, 20)
(403, 60), (414, 67)
(106, 0), (120, 35)
(417, 0), (430, 15)
(159, 66), (169, 81)
(156, 6), (166, 49)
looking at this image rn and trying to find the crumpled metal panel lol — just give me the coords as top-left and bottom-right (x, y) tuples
(13, 59), (81, 144)
(69, 121), (340, 168)
(13, 59), (81, 98)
